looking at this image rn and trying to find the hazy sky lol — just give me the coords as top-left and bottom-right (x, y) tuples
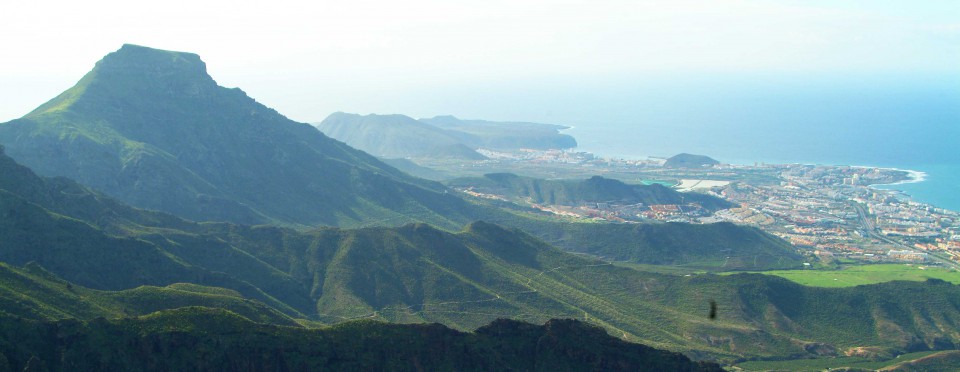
(1, 0), (957, 123)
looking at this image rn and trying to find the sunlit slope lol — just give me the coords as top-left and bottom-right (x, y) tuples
(210, 221), (960, 359)
(0, 262), (297, 326)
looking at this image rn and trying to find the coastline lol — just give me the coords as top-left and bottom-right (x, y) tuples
(878, 168), (927, 186)
(571, 144), (956, 212)
(852, 165), (927, 187)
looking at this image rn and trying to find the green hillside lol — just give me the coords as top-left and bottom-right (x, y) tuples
(1, 145), (959, 360)
(0, 44), (475, 229)
(521, 220), (799, 269)
(0, 262), (297, 326)
(447, 173), (732, 211)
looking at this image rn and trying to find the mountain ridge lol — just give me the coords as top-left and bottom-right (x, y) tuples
(0, 145), (958, 360)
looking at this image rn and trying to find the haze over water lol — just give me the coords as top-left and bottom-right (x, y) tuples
(558, 75), (960, 211)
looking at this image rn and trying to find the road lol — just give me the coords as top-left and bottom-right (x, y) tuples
(852, 201), (959, 269)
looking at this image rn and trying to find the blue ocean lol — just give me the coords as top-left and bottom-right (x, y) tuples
(428, 73), (960, 211)
(557, 74), (960, 211)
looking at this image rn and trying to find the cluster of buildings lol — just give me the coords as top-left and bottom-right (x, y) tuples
(714, 164), (960, 264)
(475, 148), (597, 164)
(519, 200), (709, 223)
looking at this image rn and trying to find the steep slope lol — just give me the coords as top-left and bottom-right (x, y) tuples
(0, 145), (314, 315)
(420, 115), (577, 150)
(0, 309), (722, 372)
(315, 112), (486, 160)
(0, 45), (473, 228)
(448, 173), (732, 211)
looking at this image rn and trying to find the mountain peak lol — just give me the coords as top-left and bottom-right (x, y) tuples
(2, 45), (465, 228)
(98, 44), (206, 75)
(25, 44), (217, 119)
(92, 44), (213, 90)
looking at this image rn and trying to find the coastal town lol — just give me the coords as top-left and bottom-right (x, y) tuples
(715, 164), (960, 266)
(429, 148), (960, 267)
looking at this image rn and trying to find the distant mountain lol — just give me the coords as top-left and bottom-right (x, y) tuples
(447, 173), (732, 211)
(0, 45), (475, 228)
(664, 153), (720, 168)
(0, 310), (722, 371)
(315, 112), (487, 160)
(315, 112), (577, 160)
(420, 115), (577, 150)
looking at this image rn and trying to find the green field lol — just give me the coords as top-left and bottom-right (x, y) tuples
(746, 264), (960, 287)
(734, 351), (944, 371)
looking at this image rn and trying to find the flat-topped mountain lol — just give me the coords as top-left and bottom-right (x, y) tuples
(664, 153), (720, 168)
(0, 45), (475, 228)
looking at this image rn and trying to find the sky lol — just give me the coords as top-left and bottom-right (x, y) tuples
(0, 0), (957, 123)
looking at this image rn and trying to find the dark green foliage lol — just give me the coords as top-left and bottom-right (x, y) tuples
(663, 153), (720, 168)
(447, 173), (732, 211)
(0, 310), (720, 372)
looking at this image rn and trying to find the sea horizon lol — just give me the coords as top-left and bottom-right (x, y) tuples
(566, 124), (960, 213)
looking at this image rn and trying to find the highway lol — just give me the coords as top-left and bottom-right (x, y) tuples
(851, 201), (959, 269)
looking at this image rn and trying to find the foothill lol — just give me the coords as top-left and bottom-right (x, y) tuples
(419, 148), (960, 267)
